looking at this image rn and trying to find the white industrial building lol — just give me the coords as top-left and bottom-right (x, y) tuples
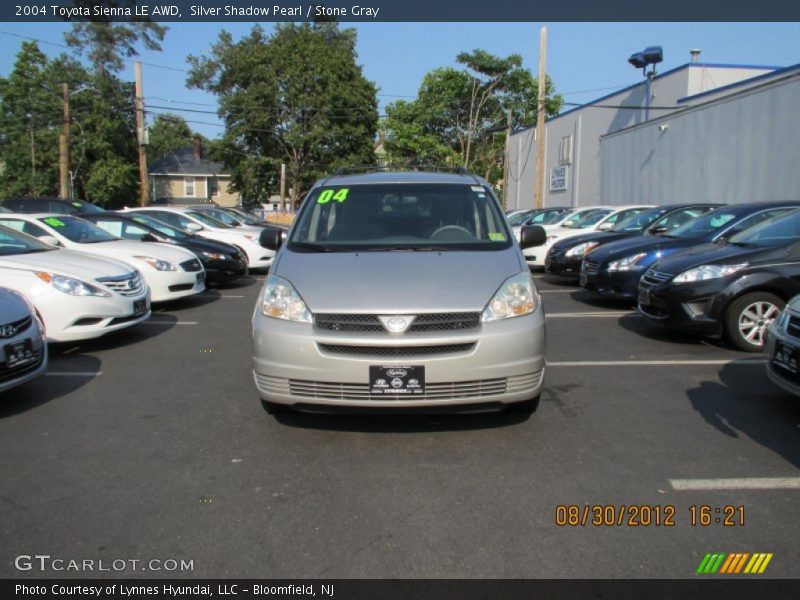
(506, 57), (789, 208)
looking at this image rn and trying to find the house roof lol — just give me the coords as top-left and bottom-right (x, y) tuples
(149, 146), (227, 176)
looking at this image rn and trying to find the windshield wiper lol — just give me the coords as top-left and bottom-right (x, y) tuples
(362, 246), (449, 252)
(291, 242), (352, 253)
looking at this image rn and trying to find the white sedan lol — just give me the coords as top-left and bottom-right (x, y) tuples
(523, 205), (653, 267)
(0, 224), (151, 343)
(0, 214), (206, 303)
(122, 207), (274, 269)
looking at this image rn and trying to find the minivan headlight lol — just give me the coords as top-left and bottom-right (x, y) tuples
(608, 252), (648, 272)
(35, 272), (111, 297)
(261, 275), (312, 323)
(566, 241), (600, 258)
(482, 272), (539, 322)
(673, 263), (747, 284)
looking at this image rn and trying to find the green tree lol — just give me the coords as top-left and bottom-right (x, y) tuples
(383, 49), (563, 183)
(187, 23), (379, 206)
(147, 114), (200, 162)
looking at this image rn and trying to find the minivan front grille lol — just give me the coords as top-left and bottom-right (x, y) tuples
(317, 343), (476, 357)
(0, 315), (32, 338)
(314, 313), (481, 333)
(96, 272), (144, 297)
(786, 314), (800, 338)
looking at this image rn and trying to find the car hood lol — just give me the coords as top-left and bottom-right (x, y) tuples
(0, 248), (135, 279)
(66, 240), (196, 262)
(274, 248), (524, 312)
(590, 235), (699, 263)
(552, 230), (627, 251)
(174, 237), (240, 255)
(651, 242), (787, 276)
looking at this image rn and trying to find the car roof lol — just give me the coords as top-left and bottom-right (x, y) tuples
(316, 170), (491, 187)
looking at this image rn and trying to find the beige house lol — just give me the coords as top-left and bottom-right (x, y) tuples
(148, 139), (239, 207)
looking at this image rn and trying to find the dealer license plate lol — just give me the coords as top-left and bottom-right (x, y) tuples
(4, 338), (35, 369)
(772, 340), (800, 378)
(370, 365), (425, 395)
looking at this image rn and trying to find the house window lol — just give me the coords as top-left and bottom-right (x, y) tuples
(559, 135), (573, 165)
(208, 177), (219, 198)
(184, 177), (195, 197)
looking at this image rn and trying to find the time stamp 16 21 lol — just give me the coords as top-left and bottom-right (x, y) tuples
(555, 504), (746, 527)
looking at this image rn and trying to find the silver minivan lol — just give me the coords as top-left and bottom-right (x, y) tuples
(251, 170), (546, 414)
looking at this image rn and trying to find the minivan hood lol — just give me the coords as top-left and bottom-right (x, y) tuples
(275, 248), (524, 312)
(0, 248), (135, 279)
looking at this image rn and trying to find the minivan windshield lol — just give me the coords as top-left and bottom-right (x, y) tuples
(290, 183), (513, 251)
(729, 208), (800, 248)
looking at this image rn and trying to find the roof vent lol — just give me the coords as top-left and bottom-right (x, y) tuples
(690, 49), (702, 63)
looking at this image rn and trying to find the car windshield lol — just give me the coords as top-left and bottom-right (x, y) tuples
(131, 215), (190, 239)
(186, 211), (231, 229)
(69, 200), (104, 213)
(669, 210), (740, 239)
(611, 207), (671, 233)
(508, 211), (535, 226)
(0, 224), (56, 255)
(528, 208), (572, 225)
(225, 209), (261, 225)
(200, 208), (239, 226)
(561, 209), (612, 229)
(729, 208), (800, 248)
(39, 215), (118, 243)
(289, 183), (512, 251)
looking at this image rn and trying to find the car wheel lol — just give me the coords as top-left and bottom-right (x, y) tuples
(506, 394), (541, 413)
(261, 399), (292, 414)
(724, 292), (784, 352)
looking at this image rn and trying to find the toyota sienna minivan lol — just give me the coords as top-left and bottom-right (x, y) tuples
(252, 170), (547, 414)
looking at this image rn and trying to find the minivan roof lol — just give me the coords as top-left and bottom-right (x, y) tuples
(319, 171), (489, 187)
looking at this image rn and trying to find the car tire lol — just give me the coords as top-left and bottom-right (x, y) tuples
(724, 291), (784, 352)
(506, 394), (541, 413)
(261, 399), (292, 415)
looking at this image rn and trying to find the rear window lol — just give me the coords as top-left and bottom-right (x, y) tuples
(290, 183), (512, 251)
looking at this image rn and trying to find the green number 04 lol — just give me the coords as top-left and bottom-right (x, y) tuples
(317, 188), (349, 204)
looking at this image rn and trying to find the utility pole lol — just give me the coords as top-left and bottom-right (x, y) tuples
(134, 61), (149, 206)
(59, 83), (70, 198)
(502, 108), (512, 210)
(534, 26), (547, 209)
(279, 163), (286, 211)
(28, 124), (36, 194)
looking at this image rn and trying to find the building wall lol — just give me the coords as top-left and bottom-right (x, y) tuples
(507, 64), (775, 209)
(600, 72), (800, 205)
(152, 175), (238, 206)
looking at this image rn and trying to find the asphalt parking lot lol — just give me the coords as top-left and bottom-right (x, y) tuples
(1, 272), (799, 579)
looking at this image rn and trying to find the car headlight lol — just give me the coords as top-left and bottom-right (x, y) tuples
(482, 271), (539, 322)
(566, 241), (600, 258)
(35, 272), (111, 297)
(607, 252), (648, 272)
(261, 275), (312, 323)
(672, 263), (748, 284)
(134, 256), (177, 271)
(200, 250), (227, 261)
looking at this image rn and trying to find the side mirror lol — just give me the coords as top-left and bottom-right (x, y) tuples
(186, 223), (203, 232)
(519, 225), (547, 249)
(649, 225), (668, 235)
(39, 235), (60, 247)
(231, 221), (241, 227)
(260, 226), (285, 251)
(597, 221), (615, 231)
(140, 233), (159, 243)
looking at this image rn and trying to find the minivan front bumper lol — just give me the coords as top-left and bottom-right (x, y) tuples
(252, 309), (546, 410)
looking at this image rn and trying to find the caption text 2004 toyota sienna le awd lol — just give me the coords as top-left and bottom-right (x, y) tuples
(251, 170), (547, 414)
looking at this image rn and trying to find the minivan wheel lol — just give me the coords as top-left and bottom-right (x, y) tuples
(261, 399), (292, 414)
(724, 292), (784, 352)
(506, 394), (541, 414)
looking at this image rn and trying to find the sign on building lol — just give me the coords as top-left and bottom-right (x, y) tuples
(550, 166), (568, 191)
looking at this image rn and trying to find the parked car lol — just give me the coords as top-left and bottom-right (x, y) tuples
(545, 204), (724, 278)
(638, 208), (800, 351)
(79, 212), (247, 286)
(0, 287), (47, 394)
(0, 224), (150, 342)
(0, 197), (103, 215)
(524, 206), (654, 267)
(190, 205), (267, 228)
(0, 214), (205, 303)
(580, 202), (800, 301)
(252, 170), (547, 414)
(765, 295), (800, 396)
(122, 207), (274, 270)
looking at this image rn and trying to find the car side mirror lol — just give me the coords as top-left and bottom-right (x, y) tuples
(649, 226), (668, 235)
(597, 221), (615, 231)
(231, 221), (241, 227)
(140, 233), (158, 243)
(186, 223), (203, 232)
(39, 235), (61, 247)
(519, 225), (547, 249)
(260, 226), (285, 251)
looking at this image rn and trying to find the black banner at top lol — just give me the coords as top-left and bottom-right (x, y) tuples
(3, 0), (800, 22)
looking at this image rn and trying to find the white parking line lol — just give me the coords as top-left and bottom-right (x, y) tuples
(546, 311), (635, 318)
(548, 358), (767, 367)
(46, 371), (102, 377)
(141, 321), (199, 326)
(670, 477), (800, 490)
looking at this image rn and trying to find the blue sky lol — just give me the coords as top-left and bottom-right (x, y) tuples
(1, 22), (799, 138)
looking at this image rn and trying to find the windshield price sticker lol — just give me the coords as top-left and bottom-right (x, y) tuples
(43, 217), (65, 227)
(317, 188), (350, 204)
(488, 232), (507, 242)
